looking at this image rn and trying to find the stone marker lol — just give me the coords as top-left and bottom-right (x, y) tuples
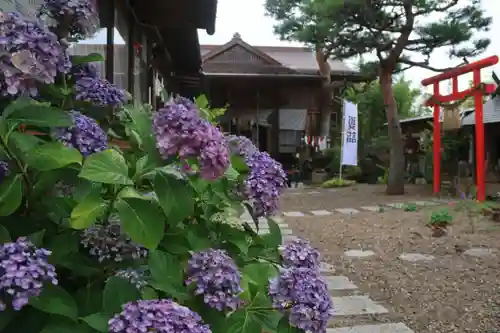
(283, 211), (305, 217)
(360, 206), (380, 212)
(335, 208), (360, 214)
(319, 262), (335, 274)
(310, 210), (332, 216)
(325, 276), (357, 290)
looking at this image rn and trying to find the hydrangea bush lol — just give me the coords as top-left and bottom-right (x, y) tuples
(0, 3), (333, 333)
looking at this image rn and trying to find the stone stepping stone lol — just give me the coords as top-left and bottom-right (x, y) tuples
(330, 296), (388, 316)
(360, 206), (381, 212)
(325, 276), (357, 290)
(327, 323), (414, 333)
(464, 247), (497, 257)
(386, 203), (404, 209)
(307, 191), (321, 195)
(414, 201), (437, 206)
(310, 210), (332, 216)
(319, 262), (335, 274)
(335, 208), (360, 214)
(344, 249), (375, 258)
(399, 253), (435, 262)
(258, 228), (293, 235)
(283, 211), (305, 217)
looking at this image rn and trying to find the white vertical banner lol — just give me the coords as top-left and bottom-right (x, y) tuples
(341, 100), (358, 166)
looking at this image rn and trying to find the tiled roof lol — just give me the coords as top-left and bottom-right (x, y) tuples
(200, 38), (358, 75)
(462, 98), (500, 125)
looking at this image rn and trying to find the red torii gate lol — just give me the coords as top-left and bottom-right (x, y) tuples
(421, 56), (498, 201)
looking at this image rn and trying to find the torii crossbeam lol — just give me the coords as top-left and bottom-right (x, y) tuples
(421, 55), (498, 201)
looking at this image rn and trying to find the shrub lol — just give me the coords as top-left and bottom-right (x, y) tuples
(321, 178), (356, 188)
(0, 5), (333, 333)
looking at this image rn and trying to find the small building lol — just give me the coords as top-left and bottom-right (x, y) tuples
(201, 33), (364, 166)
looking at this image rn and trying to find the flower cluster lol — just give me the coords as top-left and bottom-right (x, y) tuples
(269, 267), (332, 333)
(0, 12), (71, 96)
(108, 299), (212, 333)
(225, 134), (258, 157)
(37, 0), (100, 40)
(75, 76), (127, 108)
(245, 151), (287, 217)
(0, 238), (58, 311)
(0, 161), (9, 184)
(152, 97), (230, 180)
(81, 220), (148, 262)
(114, 268), (148, 290)
(281, 238), (320, 269)
(186, 249), (242, 311)
(70, 60), (99, 79)
(53, 110), (108, 157)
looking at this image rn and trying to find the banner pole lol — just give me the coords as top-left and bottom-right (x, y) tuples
(339, 99), (345, 180)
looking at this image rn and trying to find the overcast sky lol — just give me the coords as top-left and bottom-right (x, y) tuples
(83, 0), (500, 95)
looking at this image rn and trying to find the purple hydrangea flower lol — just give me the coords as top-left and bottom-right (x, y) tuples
(37, 0), (99, 40)
(0, 12), (71, 96)
(244, 151), (287, 217)
(0, 238), (58, 311)
(108, 299), (212, 333)
(152, 98), (230, 180)
(186, 249), (242, 311)
(81, 220), (148, 262)
(0, 161), (9, 184)
(269, 267), (333, 333)
(281, 238), (320, 269)
(225, 134), (258, 157)
(53, 110), (107, 157)
(75, 76), (127, 108)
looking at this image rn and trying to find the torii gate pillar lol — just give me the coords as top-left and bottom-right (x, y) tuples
(421, 56), (498, 201)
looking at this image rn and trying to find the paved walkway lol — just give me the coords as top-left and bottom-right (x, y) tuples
(244, 214), (416, 333)
(281, 198), (454, 217)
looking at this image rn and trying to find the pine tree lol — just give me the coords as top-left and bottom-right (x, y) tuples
(265, 0), (491, 194)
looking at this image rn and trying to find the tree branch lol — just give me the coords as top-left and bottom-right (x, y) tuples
(399, 58), (467, 72)
(385, 0), (414, 67)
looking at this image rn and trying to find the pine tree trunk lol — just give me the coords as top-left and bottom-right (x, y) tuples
(379, 70), (405, 194)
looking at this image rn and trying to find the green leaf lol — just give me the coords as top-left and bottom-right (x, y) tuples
(72, 179), (102, 203)
(40, 319), (94, 333)
(8, 131), (42, 153)
(154, 172), (194, 225)
(30, 284), (78, 320)
(70, 192), (108, 229)
(46, 231), (80, 263)
(0, 225), (10, 243)
(81, 313), (110, 332)
(123, 105), (159, 159)
(141, 287), (159, 300)
(27, 229), (45, 247)
(276, 316), (302, 333)
(25, 142), (82, 171)
(79, 149), (133, 185)
(0, 174), (23, 216)
(231, 155), (248, 173)
(263, 218), (282, 247)
(71, 53), (105, 65)
(115, 198), (165, 249)
(7, 103), (73, 127)
(242, 262), (278, 287)
(148, 250), (187, 299)
(103, 277), (140, 314)
(226, 307), (262, 333)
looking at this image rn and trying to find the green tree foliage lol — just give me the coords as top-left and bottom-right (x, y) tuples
(265, 0), (491, 194)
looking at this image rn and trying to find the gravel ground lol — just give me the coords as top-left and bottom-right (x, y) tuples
(284, 204), (500, 333)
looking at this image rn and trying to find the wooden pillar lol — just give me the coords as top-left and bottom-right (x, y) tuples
(270, 107), (280, 158)
(105, 0), (115, 83)
(126, 0), (135, 94)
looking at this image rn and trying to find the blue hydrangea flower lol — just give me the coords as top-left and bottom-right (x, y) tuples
(186, 249), (242, 311)
(244, 151), (287, 217)
(108, 299), (212, 333)
(269, 267), (333, 333)
(225, 134), (258, 157)
(0, 12), (71, 96)
(75, 76), (127, 108)
(114, 268), (149, 290)
(0, 238), (58, 311)
(37, 0), (99, 40)
(152, 97), (230, 180)
(0, 161), (9, 184)
(281, 238), (320, 269)
(53, 110), (107, 157)
(80, 220), (148, 262)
